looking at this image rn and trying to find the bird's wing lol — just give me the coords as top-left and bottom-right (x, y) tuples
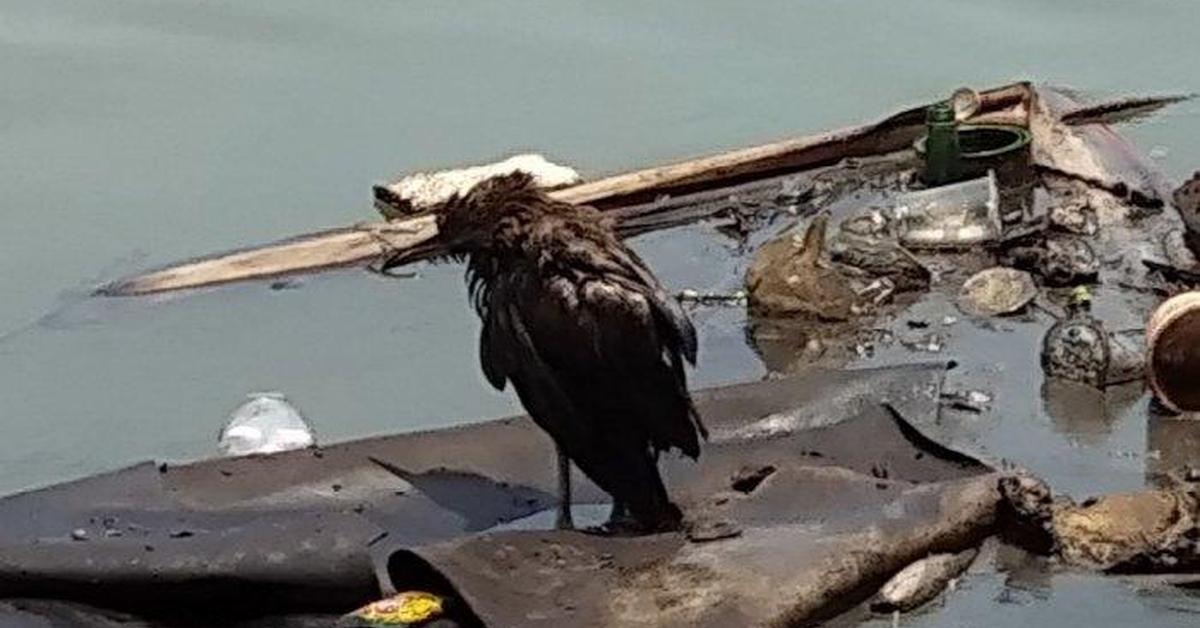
(496, 273), (681, 520)
(617, 251), (695, 364)
(559, 231), (698, 365)
(569, 238), (705, 442)
(478, 311), (508, 390)
(480, 271), (602, 457)
(511, 263), (704, 458)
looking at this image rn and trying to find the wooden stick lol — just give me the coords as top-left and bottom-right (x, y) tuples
(98, 83), (1032, 297)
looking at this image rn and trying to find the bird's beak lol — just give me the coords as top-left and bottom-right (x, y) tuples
(377, 235), (444, 274)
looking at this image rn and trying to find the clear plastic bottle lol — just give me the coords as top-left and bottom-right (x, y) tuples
(218, 392), (316, 456)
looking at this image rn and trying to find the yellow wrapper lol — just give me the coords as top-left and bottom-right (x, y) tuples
(351, 590), (444, 626)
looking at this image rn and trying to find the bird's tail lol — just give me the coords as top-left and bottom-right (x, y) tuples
(570, 444), (683, 532)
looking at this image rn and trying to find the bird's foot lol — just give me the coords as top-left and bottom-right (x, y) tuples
(589, 519), (651, 537)
(600, 505), (644, 536)
(582, 512), (683, 537)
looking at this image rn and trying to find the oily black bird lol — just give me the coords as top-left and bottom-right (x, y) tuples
(389, 171), (705, 532)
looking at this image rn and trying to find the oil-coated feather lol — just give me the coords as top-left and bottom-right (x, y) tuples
(433, 171), (704, 529)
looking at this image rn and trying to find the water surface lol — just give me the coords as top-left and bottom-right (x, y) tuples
(2, 0), (1197, 496)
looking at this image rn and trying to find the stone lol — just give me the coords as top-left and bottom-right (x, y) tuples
(871, 549), (977, 613)
(956, 267), (1037, 317)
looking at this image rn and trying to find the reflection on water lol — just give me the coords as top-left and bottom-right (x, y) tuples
(994, 542), (1054, 605)
(1041, 380), (1142, 445)
(1147, 412), (1200, 482)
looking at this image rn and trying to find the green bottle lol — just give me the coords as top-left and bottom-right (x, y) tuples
(922, 102), (962, 186)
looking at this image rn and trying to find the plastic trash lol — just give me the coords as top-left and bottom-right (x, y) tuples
(897, 171), (1001, 249)
(218, 392), (315, 456)
(343, 590), (449, 627)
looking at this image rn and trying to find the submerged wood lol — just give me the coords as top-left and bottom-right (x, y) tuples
(99, 83), (1180, 297)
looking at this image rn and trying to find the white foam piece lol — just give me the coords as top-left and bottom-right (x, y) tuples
(382, 153), (581, 213)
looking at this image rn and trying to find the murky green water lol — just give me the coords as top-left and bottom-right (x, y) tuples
(3, 1), (1200, 624)
(1, 0), (1197, 496)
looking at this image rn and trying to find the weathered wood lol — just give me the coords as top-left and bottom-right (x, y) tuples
(99, 84), (1035, 297)
(96, 217), (438, 296)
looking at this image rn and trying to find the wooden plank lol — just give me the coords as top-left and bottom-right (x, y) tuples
(98, 83), (1032, 297)
(97, 218), (437, 296)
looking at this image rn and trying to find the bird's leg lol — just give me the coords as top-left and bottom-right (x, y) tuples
(605, 500), (640, 533)
(555, 446), (575, 530)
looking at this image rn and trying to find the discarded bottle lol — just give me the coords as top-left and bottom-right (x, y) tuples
(1041, 288), (1108, 387)
(921, 102), (963, 186)
(218, 392), (316, 456)
(1147, 291), (1200, 412)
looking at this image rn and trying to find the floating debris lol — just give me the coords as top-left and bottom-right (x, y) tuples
(677, 289), (748, 306)
(219, 393), (316, 457)
(840, 211), (892, 238)
(852, 278), (897, 313)
(374, 154), (580, 218)
(957, 267), (1037, 317)
(1006, 235), (1100, 286)
(896, 171), (1001, 249)
(1144, 257), (1200, 285)
(70, 528), (88, 542)
(832, 235), (932, 293)
(775, 177), (815, 205)
(1048, 196), (1099, 236)
(1162, 229), (1199, 271)
(899, 332), (944, 353)
(940, 389), (994, 413)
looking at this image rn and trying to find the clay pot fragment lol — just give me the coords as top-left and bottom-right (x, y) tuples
(1147, 291), (1200, 412)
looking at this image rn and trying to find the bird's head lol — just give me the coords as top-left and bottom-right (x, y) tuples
(377, 170), (543, 272)
(435, 170), (542, 257)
